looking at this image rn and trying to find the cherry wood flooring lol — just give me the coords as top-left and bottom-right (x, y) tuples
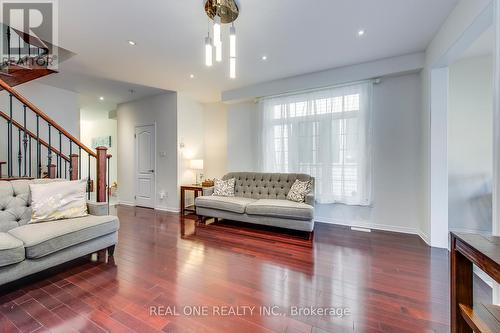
(0, 206), (490, 332)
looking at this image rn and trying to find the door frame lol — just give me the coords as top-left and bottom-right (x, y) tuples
(134, 122), (157, 209)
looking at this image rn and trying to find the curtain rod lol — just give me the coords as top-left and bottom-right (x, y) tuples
(255, 78), (381, 102)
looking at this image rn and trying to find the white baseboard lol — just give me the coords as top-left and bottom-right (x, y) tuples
(118, 200), (135, 206)
(155, 206), (180, 213)
(118, 201), (180, 213)
(315, 217), (419, 235)
(418, 230), (431, 246)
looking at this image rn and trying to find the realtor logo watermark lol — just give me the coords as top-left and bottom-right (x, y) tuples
(0, 0), (58, 68)
(149, 305), (352, 318)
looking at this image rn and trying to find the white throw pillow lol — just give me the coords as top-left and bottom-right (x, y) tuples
(30, 179), (88, 223)
(287, 179), (312, 203)
(213, 178), (235, 197)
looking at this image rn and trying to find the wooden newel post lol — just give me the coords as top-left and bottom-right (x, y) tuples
(69, 154), (79, 180)
(96, 146), (107, 202)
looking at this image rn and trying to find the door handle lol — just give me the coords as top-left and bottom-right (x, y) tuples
(149, 169), (154, 173)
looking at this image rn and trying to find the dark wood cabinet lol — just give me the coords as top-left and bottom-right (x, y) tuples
(450, 232), (500, 333)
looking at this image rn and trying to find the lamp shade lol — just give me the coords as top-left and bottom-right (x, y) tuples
(190, 159), (204, 170)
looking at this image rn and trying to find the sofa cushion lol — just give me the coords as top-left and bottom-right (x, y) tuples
(195, 196), (256, 214)
(0, 232), (25, 267)
(8, 215), (119, 259)
(0, 179), (67, 232)
(30, 179), (88, 223)
(245, 199), (314, 220)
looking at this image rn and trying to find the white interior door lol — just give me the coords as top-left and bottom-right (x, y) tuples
(135, 125), (155, 208)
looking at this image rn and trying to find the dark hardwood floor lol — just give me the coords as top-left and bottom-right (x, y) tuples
(0, 206), (490, 332)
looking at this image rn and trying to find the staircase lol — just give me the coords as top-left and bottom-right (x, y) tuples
(0, 24), (111, 203)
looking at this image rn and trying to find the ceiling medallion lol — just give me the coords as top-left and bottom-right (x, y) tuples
(203, 0), (239, 79)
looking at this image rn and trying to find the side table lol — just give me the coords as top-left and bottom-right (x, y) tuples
(180, 185), (203, 216)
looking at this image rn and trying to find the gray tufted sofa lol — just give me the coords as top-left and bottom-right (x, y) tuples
(195, 172), (315, 233)
(0, 179), (119, 286)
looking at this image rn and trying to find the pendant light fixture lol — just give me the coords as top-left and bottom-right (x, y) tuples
(229, 23), (236, 78)
(205, 35), (213, 67)
(203, 0), (239, 78)
(214, 15), (222, 62)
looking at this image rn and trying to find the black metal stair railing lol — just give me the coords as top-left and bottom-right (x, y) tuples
(0, 80), (112, 204)
(0, 24), (111, 204)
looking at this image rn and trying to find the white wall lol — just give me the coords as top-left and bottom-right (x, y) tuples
(203, 102), (228, 179)
(80, 109), (117, 186)
(117, 92), (178, 211)
(226, 73), (423, 233)
(227, 102), (258, 172)
(177, 94), (205, 186)
(448, 55), (493, 233)
(421, 0), (492, 245)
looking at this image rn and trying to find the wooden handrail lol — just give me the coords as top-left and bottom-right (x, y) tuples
(0, 78), (97, 157)
(0, 110), (70, 162)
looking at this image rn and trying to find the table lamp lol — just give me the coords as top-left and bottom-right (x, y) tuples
(190, 159), (204, 185)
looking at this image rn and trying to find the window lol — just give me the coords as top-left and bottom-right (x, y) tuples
(258, 83), (373, 205)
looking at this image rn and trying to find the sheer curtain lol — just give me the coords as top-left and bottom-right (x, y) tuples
(257, 82), (373, 205)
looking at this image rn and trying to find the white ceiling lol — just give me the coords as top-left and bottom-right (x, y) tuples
(38, 70), (169, 112)
(46, 0), (458, 103)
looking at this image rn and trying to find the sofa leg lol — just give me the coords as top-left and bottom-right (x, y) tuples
(97, 249), (107, 262)
(213, 217), (219, 223)
(107, 245), (116, 257)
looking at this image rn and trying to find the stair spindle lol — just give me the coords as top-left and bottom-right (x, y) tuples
(68, 140), (73, 179)
(17, 128), (21, 177)
(47, 124), (52, 174)
(36, 115), (40, 178)
(107, 154), (111, 211)
(78, 147), (81, 179)
(22, 105), (27, 177)
(64, 160), (67, 179)
(87, 154), (91, 200)
(58, 131), (62, 177)
(28, 136), (31, 177)
(7, 94), (12, 177)
(6, 27), (10, 63)
(17, 35), (20, 61)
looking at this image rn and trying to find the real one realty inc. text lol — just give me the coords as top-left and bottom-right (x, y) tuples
(149, 305), (351, 318)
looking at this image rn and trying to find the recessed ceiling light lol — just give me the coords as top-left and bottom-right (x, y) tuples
(189, 74), (195, 79)
(99, 96), (104, 101)
(261, 55), (267, 61)
(127, 40), (136, 46)
(357, 29), (365, 37)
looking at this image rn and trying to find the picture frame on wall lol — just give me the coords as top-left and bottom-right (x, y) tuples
(91, 136), (112, 149)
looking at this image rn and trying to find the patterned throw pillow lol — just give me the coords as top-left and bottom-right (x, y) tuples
(213, 178), (235, 197)
(29, 179), (88, 223)
(287, 179), (312, 203)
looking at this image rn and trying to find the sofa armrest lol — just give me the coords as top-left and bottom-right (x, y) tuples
(305, 193), (315, 207)
(87, 201), (109, 216)
(202, 187), (214, 196)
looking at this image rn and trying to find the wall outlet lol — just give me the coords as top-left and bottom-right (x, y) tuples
(159, 190), (167, 199)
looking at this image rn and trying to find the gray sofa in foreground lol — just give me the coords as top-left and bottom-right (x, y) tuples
(0, 180), (119, 286)
(195, 172), (315, 234)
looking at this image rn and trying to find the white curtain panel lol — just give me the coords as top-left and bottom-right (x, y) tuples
(258, 82), (373, 205)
